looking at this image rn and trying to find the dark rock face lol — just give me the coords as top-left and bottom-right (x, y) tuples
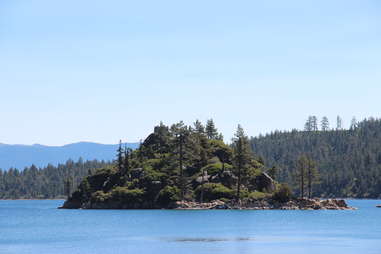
(210, 170), (237, 188)
(255, 173), (276, 192)
(59, 199), (81, 209)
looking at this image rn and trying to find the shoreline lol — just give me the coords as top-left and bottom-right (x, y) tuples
(60, 198), (357, 210)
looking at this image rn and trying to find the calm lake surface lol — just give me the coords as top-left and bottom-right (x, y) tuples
(0, 200), (380, 254)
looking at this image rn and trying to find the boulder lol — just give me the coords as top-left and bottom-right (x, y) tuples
(210, 170), (237, 188)
(255, 172), (276, 192)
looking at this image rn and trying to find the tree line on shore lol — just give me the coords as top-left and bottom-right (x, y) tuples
(2, 117), (380, 200)
(0, 159), (108, 199)
(251, 117), (381, 198)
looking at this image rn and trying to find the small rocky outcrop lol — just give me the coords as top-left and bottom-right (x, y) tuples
(171, 198), (355, 210)
(175, 200), (230, 210)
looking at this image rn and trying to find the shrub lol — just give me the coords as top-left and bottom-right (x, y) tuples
(201, 163), (232, 176)
(91, 190), (111, 203)
(110, 187), (145, 203)
(249, 191), (271, 200)
(272, 184), (293, 203)
(157, 186), (181, 207)
(195, 183), (234, 202)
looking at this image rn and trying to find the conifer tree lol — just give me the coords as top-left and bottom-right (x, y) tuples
(170, 121), (189, 201)
(123, 146), (131, 175)
(321, 116), (330, 131)
(350, 117), (358, 129)
(336, 116), (343, 130)
(64, 176), (73, 199)
(193, 120), (205, 135)
(232, 125), (252, 202)
(311, 116), (318, 131)
(206, 119), (218, 139)
(306, 158), (319, 199)
(117, 140), (124, 171)
(296, 155), (308, 198)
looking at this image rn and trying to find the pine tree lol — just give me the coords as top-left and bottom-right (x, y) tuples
(350, 117), (358, 129)
(321, 116), (330, 131)
(123, 146), (131, 176)
(336, 116), (343, 130)
(306, 158), (319, 199)
(311, 116), (318, 131)
(304, 116), (313, 131)
(64, 176), (73, 199)
(232, 125), (252, 202)
(296, 155), (308, 198)
(170, 121), (189, 201)
(117, 140), (124, 171)
(205, 119), (218, 139)
(193, 120), (205, 135)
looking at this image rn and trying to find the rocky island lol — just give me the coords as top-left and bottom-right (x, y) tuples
(60, 121), (354, 210)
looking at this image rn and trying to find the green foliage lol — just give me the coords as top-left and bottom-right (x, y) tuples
(272, 184), (293, 202)
(248, 191), (271, 200)
(0, 159), (108, 199)
(201, 163), (223, 175)
(91, 190), (111, 203)
(110, 187), (145, 203)
(252, 118), (381, 198)
(157, 186), (181, 206)
(0, 120), (280, 208)
(195, 183), (235, 202)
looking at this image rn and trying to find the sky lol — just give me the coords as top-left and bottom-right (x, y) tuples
(0, 0), (380, 145)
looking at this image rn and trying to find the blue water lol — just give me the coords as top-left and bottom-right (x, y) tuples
(0, 200), (380, 254)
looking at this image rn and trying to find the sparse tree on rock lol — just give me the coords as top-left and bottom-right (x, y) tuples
(232, 125), (252, 202)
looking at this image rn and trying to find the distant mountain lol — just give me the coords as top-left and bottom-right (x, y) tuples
(0, 142), (139, 170)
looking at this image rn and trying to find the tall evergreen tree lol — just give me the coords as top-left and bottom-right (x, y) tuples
(306, 158), (319, 199)
(336, 115), (343, 130)
(193, 120), (205, 135)
(206, 119), (218, 139)
(170, 121), (190, 201)
(123, 146), (131, 175)
(296, 155), (308, 198)
(64, 176), (73, 199)
(232, 125), (252, 202)
(350, 117), (358, 129)
(311, 116), (318, 131)
(304, 116), (313, 131)
(117, 140), (124, 171)
(321, 116), (330, 131)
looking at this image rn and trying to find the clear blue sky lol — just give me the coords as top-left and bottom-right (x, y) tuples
(1, 0), (380, 145)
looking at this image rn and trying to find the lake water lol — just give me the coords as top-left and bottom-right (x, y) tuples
(0, 200), (380, 254)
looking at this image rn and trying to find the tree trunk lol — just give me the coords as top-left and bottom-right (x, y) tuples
(179, 134), (184, 201)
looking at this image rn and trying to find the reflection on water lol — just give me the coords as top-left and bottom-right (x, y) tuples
(165, 237), (255, 242)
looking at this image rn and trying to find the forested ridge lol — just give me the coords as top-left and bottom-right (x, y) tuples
(251, 117), (381, 198)
(0, 159), (108, 199)
(2, 117), (381, 200)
